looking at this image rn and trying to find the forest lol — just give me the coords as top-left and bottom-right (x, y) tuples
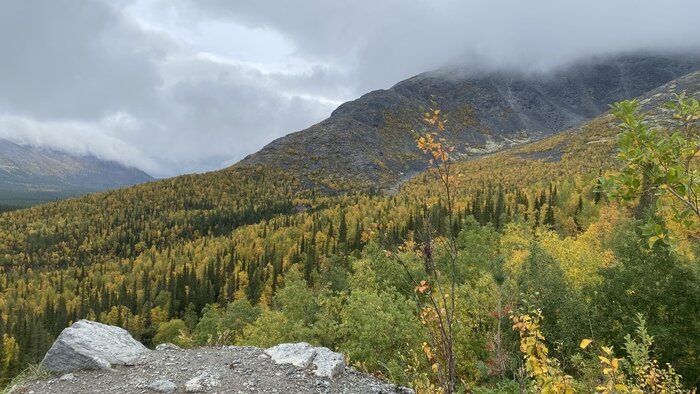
(0, 95), (697, 393)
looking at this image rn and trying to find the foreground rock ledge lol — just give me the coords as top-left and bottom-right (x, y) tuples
(20, 320), (412, 394)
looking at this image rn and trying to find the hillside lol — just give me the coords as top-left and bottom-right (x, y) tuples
(240, 52), (700, 191)
(0, 67), (698, 391)
(0, 138), (153, 205)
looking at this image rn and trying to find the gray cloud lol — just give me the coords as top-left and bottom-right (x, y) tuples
(183, 0), (700, 88)
(1, 0), (699, 177)
(0, 0), (164, 120)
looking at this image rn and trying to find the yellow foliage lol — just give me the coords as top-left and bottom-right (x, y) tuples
(511, 309), (575, 394)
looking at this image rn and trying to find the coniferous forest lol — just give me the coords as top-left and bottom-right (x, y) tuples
(0, 86), (698, 394)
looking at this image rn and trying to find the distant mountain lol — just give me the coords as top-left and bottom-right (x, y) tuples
(0, 139), (153, 205)
(240, 52), (700, 192)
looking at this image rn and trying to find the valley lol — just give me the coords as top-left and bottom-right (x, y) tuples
(0, 55), (699, 393)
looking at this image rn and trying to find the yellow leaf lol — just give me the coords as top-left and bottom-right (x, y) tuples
(580, 338), (593, 349)
(415, 280), (430, 294)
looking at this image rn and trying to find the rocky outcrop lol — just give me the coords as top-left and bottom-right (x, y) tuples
(21, 321), (412, 394)
(266, 342), (317, 368)
(266, 342), (346, 378)
(40, 320), (150, 373)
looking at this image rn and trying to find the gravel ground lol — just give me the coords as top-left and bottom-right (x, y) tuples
(16, 346), (412, 394)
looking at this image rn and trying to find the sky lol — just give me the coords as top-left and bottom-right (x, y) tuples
(0, 0), (699, 177)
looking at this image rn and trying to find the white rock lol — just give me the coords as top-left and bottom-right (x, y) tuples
(40, 320), (150, 373)
(185, 372), (219, 393)
(265, 343), (346, 378)
(148, 379), (177, 393)
(266, 342), (317, 368)
(312, 347), (345, 378)
(58, 373), (75, 381)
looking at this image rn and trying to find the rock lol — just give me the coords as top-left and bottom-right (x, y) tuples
(265, 343), (316, 369)
(185, 372), (219, 392)
(40, 319), (150, 373)
(155, 343), (181, 351)
(147, 379), (177, 393)
(312, 347), (345, 378)
(266, 343), (346, 378)
(58, 373), (75, 381)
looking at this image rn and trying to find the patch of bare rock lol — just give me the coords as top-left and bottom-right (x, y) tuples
(15, 320), (412, 394)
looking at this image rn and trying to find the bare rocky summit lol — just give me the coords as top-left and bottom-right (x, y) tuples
(15, 321), (412, 394)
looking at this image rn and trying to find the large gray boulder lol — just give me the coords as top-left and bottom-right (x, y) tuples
(41, 319), (150, 373)
(265, 342), (346, 378)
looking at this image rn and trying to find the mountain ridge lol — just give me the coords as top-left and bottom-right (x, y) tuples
(0, 138), (153, 205)
(239, 52), (700, 192)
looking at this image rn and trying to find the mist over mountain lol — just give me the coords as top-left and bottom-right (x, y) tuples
(0, 138), (153, 205)
(2, 1), (700, 177)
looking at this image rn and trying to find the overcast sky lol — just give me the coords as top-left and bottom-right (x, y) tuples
(1, 0), (699, 177)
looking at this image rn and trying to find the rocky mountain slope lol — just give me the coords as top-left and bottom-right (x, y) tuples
(401, 67), (700, 197)
(0, 138), (153, 205)
(16, 320), (411, 394)
(239, 52), (700, 192)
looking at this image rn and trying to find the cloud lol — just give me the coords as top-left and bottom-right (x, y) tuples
(0, 0), (339, 177)
(181, 0), (700, 87)
(149, 56), (339, 173)
(0, 113), (160, 173)
(1, 0), (699, 177)
(0, 0), (165, 120)
(0, 52), (338, 176)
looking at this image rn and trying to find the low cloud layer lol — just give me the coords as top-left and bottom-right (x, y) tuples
(1, 0), (699, 177)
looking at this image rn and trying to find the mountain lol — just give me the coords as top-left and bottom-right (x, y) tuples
(408, 67), (700, 196)
(240, 52), (700, 192)
(0, 138), (153, 205)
